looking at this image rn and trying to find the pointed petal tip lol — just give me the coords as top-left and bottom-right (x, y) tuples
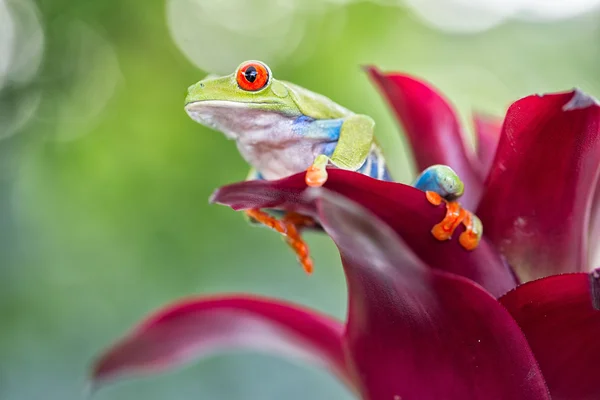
(208, 188), (219, 204)
(82, 380), (97, 400)
(523, 88), (600, 111)
(364, 66), (427, 88)
(363, 65), (419, 81)
(562, 88), (600, 111)
(361, 65), (379, 74)
(90, 295), (348, 391)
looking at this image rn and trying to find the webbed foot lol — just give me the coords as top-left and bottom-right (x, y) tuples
(305, 155), (329, 187)
(244, 209), (316, 274)
(459, 212), (483, 251)
(425, 191), (482, 250)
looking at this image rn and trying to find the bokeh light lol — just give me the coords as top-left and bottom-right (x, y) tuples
(403, 0), (600, 32)
(0, 0), (44, 139)
(54, 22), (121, 141)
(167, 0), (308, 72)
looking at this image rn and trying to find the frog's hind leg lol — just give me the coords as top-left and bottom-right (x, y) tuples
(242, 169), (318, 272)
(243, 209), (316, 274)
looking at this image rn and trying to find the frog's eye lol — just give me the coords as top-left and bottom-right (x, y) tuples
(236, 61), (270, 91)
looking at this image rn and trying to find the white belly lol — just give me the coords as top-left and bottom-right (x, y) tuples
(185, 100), (332, 179)
(236, 138), (322, 180)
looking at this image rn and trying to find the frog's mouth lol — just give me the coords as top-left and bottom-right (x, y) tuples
(185, 100), (286, 139)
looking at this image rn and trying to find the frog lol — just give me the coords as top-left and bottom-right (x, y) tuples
(185, 60), (481, 273)
(185, 60), (386, 186)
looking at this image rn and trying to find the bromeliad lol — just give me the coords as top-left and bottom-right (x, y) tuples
(184, 60), (481, 273)
(91, 67), (600, 400)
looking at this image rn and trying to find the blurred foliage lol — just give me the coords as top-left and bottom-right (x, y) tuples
(1, 0), (599, 399)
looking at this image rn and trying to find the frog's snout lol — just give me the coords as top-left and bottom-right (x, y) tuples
(187, 82), (204, 93)
(185, 82), (204, 105)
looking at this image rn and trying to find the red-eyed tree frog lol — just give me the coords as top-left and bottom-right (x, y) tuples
(185, 61), (481, 273)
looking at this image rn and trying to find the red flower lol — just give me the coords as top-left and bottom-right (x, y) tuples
(92, 69), (600, 399)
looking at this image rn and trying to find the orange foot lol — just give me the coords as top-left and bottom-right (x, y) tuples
(245, 209), (316, 274)
(459, 211), (483, 251)
(305, 165), (328, 187)
(425, 191), (482, 250)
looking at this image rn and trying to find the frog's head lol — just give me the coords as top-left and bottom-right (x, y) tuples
(185, 60), (299, 139)
(436, 165), (465, 200)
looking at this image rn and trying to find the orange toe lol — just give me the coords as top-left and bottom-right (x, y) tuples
(431, 201), (466, 241)
(305, 166), (328, 187)
(282, 218), (314, 275)
(458, 212), (482, 251)
(425, 192), (482, 250)
(245, 209), (316, 274)
(426, 191), (443, 206)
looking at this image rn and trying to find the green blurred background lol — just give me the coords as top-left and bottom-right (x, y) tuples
(1, 0), (599, 399)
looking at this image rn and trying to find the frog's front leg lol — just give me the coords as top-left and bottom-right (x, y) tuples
(305, 114), (375, 187)
(414, 165), (482, 250)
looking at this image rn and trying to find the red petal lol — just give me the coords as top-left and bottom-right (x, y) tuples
(366, 66), (481, 209)
(91, 296), (349, 388)
(477, 90), (600, 282)
(590, 187), (600, 265)
(313, 190), (550, 399)
(211, 170), (517, 297)
(500, 272), (600, 400)
(473, 113), (502, 179)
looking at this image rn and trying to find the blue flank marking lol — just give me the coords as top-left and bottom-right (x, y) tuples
(370, 155), (378, 178)
(382, 168), (392, 181)
(292, 116), (343, 141)
(356, 151), (393, 181)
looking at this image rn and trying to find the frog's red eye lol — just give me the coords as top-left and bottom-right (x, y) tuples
(236, 61), (270, 91)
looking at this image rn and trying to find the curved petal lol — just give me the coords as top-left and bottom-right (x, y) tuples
(590, 187), (600, 266)
(312, 189), (550, 400)
(211, 170), (517, 297)
(91, 295), (350, 389)
(473, 113), (502, 179)
(366, 66), (481, 208)
(477, 90), (600, 282)
(500, 271), (600, 400)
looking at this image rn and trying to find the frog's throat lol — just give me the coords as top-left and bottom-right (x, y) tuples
(185, 100), (297, 140)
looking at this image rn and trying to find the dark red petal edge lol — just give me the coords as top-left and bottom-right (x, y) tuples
(366, 66), (482, 209)
(589, 188), (600, 267)
(477, 89), (600, 282)
(211, 169), (517, 297)
(311, 189), (550, 399)
(500, 270), (600, 400)
(91, 295), (350, 390)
